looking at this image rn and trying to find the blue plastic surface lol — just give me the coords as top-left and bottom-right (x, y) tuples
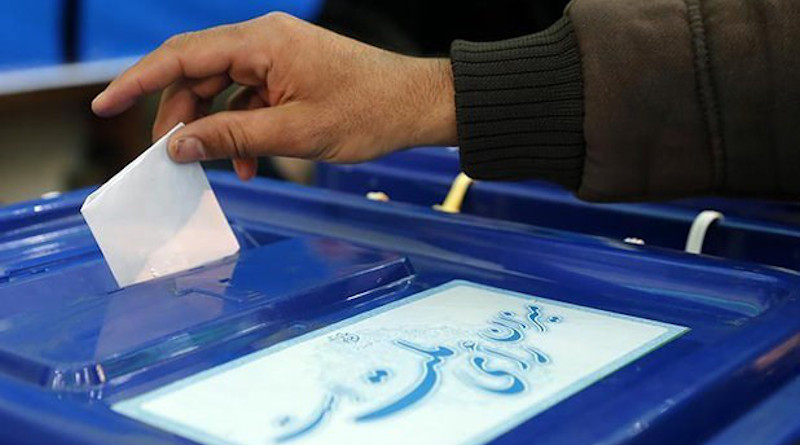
(79, 0), (323, 61)
(705, 372), (800, 445)
(316, 147), (800, 271)
(0, 171), (798, 445)
(0, 1), (63, 70)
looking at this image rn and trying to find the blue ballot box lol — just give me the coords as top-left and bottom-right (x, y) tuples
(0, 1), (63, 70)
(0, 171), (798, 445)
(79, 0), (323, 61)
(316, 147), (800, 271)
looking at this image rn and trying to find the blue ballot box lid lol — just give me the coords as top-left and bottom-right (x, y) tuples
(0, 172), (798, 445)
(316, 147), (800, 271)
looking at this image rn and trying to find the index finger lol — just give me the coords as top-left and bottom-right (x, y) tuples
(91, 28), (238, 117)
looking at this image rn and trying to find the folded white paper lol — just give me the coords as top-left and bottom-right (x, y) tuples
(81, 123), (240, 287)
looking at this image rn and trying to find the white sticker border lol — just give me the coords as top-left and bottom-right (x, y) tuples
(113, 280), (689, 445)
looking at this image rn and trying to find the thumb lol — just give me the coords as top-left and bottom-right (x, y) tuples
(167, 107), (303, 162)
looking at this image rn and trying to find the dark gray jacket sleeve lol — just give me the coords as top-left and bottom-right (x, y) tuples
(451, 0), (800, 202)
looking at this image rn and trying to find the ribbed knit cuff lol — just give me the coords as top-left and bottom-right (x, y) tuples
(450, 16), (585, 189)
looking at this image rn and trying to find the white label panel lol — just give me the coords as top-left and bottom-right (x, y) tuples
(114, 280), (687, 445)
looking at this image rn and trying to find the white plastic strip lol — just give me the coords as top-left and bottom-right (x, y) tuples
(685, 210), (725, 254)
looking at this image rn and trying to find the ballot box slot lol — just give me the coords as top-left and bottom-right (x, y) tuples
(0, 214), (286, 283)
(0, 218), (99, 282)
(0, 236), (414, 392)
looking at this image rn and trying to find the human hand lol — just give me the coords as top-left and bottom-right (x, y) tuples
(92, 12), (457, 180)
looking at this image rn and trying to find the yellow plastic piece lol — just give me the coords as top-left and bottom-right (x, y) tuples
(366, 191), (391, 202)
(433, 172), (474, 214)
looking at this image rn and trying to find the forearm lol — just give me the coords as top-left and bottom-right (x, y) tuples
(451, 0), (800, 201)
(450, 17), (584, 190)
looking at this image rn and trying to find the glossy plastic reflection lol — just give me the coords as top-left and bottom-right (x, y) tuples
(0, 231), (412, 391)
(0, 172), (796, 445)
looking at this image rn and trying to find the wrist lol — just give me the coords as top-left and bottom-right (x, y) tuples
(405, 57), (458, 148)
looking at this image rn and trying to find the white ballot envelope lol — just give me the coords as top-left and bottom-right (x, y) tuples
(81, 123), (240, 288)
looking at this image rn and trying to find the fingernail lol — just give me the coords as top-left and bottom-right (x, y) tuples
(172, 137), (206, 162)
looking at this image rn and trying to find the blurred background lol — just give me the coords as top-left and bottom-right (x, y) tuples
(0, 0), (566, 204)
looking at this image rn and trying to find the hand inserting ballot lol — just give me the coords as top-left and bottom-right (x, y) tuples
(91, 12), (457, 181)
